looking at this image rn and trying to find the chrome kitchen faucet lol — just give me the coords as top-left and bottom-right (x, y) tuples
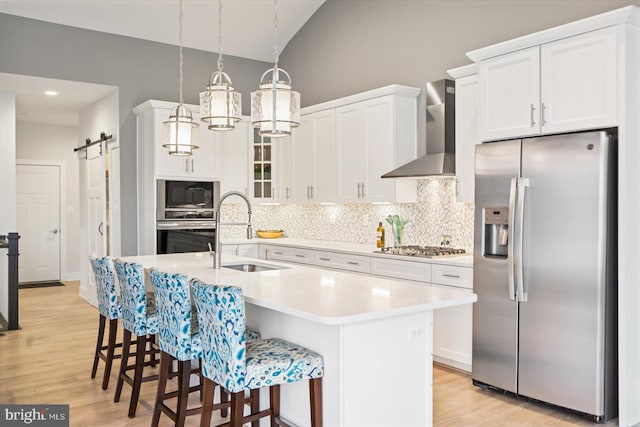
(213, 191), (253, 269)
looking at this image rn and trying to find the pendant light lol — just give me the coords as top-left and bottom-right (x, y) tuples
(200, 0), (241, 130)
(251, 0), (300, 137)
(163, 0), (199, 155)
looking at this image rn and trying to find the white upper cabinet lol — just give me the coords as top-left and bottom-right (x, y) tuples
(136, 100), (219, 180)
(154, 105), (217, 179)
(217, 118), (249, 195)
(292, 110), (337, 203)
(540, 27), (617, 134)
(448, 64), (479, 204)
(334, 86), (420, 204)
(477, 27), (618, 142)
(275, 133), (293, 203)
(287, 112), (332, 203)
(478, 47), (540, 141)
(361, 96), (395, 202)
(336, 103), (367, 202)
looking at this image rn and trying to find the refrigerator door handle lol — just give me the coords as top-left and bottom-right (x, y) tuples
(516, 177), (530, 302)
(507, 177), (518, 301)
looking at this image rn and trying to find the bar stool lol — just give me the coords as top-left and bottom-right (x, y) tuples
(113, 259), (160, 418)
(191, 279), (324, 427)
(149, 268), (204, 427)
(89, 256), (123, 390)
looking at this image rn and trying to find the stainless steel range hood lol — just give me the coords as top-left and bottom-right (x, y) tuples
(381, 79), (455, 178)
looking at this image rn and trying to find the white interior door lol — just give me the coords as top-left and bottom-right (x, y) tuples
(16, 164), (61, 282)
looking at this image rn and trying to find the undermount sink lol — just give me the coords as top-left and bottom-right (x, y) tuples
(223, 263), (283, 272)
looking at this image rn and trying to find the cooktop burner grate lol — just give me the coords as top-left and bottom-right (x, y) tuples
(374, 245), (467, 258)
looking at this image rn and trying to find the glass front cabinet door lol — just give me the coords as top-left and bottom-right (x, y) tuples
(251, 128), (275, 201)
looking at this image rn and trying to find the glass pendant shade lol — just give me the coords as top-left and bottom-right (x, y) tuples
(251, 67), (300, 137)
(200, 70), (242, 130)
(162, 104), (199, 155)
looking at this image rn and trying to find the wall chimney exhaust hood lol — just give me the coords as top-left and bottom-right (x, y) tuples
(381, 79), (455, 178)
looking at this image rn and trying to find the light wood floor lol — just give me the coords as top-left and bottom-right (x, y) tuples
(0, 281), (617, 426)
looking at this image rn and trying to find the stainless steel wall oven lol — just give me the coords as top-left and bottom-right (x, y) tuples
(156, 180), (219, 254)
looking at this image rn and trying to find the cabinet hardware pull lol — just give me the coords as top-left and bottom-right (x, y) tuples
(286, 186), (290, 199)
(191, 158), (194, 173)
(185, 158), (189, 173)
(357, 183), (362, 198)
(443, 273), (460, 278)
(319, 257), (331, 261)
(98, 222), (104, 236)
(274, 251), (283, 255)
(361, 183), (366, 197)
(295, 254), (306, 258)
(347, 261), (359, 265)
(310, 185), (314, 199)
(541, 102), (547, 125)
(530, 104), (536, 127)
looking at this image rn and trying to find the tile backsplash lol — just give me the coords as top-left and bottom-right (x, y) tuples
(218, 179), (475, 252)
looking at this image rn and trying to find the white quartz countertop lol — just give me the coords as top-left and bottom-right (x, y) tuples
(222, 237), (474, 267)
(122, 252), (477, 326)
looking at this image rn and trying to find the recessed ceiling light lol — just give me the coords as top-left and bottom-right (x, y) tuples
(44, 90), (58, 96)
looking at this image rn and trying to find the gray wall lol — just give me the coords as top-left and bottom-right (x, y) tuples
(0, 13), (270, 256)
(282, 0), (640, 105)
(280, 0), (639, 154)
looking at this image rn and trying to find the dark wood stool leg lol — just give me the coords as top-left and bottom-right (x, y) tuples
(309, 378), (323, 427)
(91, 314), (106, 379)
(148, 334), (158, 367)
(176, 360), (191, 427)
(250, 388), (260, 427)
(230, 391), (245, 427)
(128, 335), (147, 418)
(151, 352), (171, 427)
(114, 329), (132, 402)
(269, 385), (281, 427)
(102, 318), (118, 390)
(220, 388), (229, 418)
(200, 377), (215, 427)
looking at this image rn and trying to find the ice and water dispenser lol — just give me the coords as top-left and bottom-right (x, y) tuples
(484, 207), (509, 257)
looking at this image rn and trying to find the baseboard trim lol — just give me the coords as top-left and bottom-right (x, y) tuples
(63, 272), (81, 281)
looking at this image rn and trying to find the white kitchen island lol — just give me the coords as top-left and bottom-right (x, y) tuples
(121, 251), (477, 427)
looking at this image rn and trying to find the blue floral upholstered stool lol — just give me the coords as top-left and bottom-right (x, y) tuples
(113, 259), (160, 418)
(89, 256), (123, 391)
(149, 268), (205, 427)
(191, 279), (324, 427)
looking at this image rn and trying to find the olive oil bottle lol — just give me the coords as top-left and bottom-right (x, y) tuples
(376, 222), (385, 248)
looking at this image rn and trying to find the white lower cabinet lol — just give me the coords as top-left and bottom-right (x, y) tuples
(314, 251), (370, 274)
(372, 257), (473, 372)
(432, 285), (473, 372)
(370, 257), (432, 282)
(222, 243), (259, 258)
(262, 245), (315, 266)
(258, 244), (473, 372)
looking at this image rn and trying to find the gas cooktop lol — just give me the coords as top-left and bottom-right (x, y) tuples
(374, 245), (467, 258)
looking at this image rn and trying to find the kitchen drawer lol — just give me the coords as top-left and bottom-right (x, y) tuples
(314, 251), (371, 274)
(370, 257), (431, 283)
(263, 245), (315, 265)
(431, 264), (473, 289)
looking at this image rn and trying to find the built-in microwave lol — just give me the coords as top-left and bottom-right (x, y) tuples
(157, 179), (219, 220)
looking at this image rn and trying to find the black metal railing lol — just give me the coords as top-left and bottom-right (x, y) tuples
(0, 232), (20, 331)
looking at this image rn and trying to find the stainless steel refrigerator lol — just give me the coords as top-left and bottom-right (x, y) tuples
(472, 130), (618, 422)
